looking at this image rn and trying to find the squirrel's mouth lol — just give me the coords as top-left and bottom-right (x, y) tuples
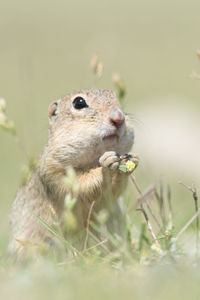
(101, 123), (125, 142)
(101, 130), (120, 143)
(102, 134), (118, 141)
(101, 127), (123, 143)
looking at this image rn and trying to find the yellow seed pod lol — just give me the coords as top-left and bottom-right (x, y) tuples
(126, 160), (136, 172)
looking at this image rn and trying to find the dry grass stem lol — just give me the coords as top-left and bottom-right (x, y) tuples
(167, 184), (173, 230)
(154, 186), (166, 227)
(137, 207), (162, 251)
(83, 201), (95, 251)
(134, 183), (156, 209)
(179, 182), (199, 250)
(83, 239), (108, 254)
(88, 230), (110, 253)
(130, 174), (143, 197)
(130, 175), (162, 252)
(146, 201), (162, 231)
(174, 210), (200, 242)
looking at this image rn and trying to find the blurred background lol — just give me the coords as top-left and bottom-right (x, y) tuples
(0, 0), (200, 250)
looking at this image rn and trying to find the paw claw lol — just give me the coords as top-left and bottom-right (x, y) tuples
(99, 151), (120, 171)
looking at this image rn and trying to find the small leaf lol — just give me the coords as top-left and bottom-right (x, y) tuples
(119, 164), (127, 173)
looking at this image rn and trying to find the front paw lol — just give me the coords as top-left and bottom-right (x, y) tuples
(99, 151), (120, 171)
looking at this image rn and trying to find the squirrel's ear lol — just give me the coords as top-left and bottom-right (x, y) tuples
(48, 100), (59, 120)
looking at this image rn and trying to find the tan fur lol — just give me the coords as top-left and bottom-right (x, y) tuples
(9, 89), (135, 259)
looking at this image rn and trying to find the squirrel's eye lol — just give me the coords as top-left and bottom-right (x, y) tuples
(73, 97), (88, 109)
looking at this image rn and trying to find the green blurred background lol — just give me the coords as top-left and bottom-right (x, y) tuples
(0, 0), (200, 249)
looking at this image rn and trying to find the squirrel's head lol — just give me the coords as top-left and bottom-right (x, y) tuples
(47, 89), (134, 169)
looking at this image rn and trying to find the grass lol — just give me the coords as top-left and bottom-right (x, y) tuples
(1, 182), (200, 300)
(1, 80), (200, 299)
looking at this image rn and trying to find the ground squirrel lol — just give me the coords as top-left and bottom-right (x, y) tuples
(9, 89), (137, 259)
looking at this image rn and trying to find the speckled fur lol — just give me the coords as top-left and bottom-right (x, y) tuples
(9, 89), (134, 259)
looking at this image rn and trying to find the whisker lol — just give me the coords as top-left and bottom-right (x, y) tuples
(125, 113), (144, 128)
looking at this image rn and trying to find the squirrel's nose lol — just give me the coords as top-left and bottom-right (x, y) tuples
(109, 109), (125, 128)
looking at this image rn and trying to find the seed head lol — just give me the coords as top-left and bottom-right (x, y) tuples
(90, 54), (103, 78)
(0, 111), (6, 125)
(0, 98), (6, 111)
